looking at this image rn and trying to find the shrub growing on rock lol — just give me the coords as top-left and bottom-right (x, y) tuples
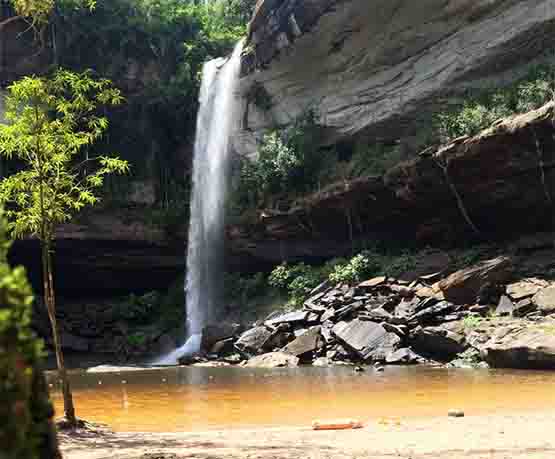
(436, 64), (555, 141)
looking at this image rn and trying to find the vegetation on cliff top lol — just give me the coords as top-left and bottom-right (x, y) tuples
(233, 60), (555, 216)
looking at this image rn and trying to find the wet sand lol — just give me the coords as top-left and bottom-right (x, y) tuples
(59, 411), (555, 459)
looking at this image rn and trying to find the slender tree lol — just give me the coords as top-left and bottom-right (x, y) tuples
(0, 69), (129, 426)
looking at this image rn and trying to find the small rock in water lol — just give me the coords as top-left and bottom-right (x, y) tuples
(354, 366), (365, 373)
(448, 409), (465, 418)
(374, 366), (385, 372)
(313, 357), (330, 367)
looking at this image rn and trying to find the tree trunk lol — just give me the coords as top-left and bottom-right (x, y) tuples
(41, 240), (77, 426)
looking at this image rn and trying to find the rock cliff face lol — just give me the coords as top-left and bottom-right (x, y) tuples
(10, 210), (186, 295)
(229, 102), (555, 268)
(237, 0), (555, 155)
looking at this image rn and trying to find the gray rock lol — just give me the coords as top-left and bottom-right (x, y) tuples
(282, 326), (323, 358)
(245, 352), (299, 368)
(265, 310), (309, 327)
(495, 295), (515, 317)
(309, 280), (333, 297)
(359, 307), (392, 322)
(335, 301), (364, 320)
(395, 297), (421, 320)
(409, 301), (456, 324)
(410, 324), (466, 361)
(532, 286), (555, 315)
(264, 327), (293, 350)
(483, 326), (555, 369)
(358, 276), (387, 289)
(210, 338), (236, 355)
(382, 323), (407, 337)
(332, 319), (400, 361)
(239, 0), (555, 166)
(385, 348), (420, 365)
(320, 324), (334, 343)
(201, 323), (242, 352)
(320, 308), (336, 323)
(313, 357), (331, 367)
(307, 312), (322, 323)
(235, 326), (272, 354)
(513, 299), (536, 318)
(436, 257), (512, 305)
(506, 278), (549, 300)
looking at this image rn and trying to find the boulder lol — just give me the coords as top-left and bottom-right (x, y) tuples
(409, 301), (457, 325)
(506, 278), (549, 301)
(385, 348), (421, 365)
(410, 324), (466, 361)
(513, 299), (536, 318)
(320, 308), (336, 323)
(436, 257), (512, 305)
(332, 319), (400, 362)
(210, 338), (236, 355)
(201, 323), (242, 352)
(245, 352), (299, 368)
(396, 252), (450, 283)
(282, 326), (323, 359)
(495, 295), (515, 317)
(358, 276), (387, 289)
(359, 307), (392, 323)
(532, 286), (555, 315)
(483, 327), (555, 369)
(266, 310), (309, 327)
(235, 326), (272, 354)
(313, 357), (331, 367)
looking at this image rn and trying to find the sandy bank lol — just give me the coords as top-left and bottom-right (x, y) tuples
(59, 411), (555, 459)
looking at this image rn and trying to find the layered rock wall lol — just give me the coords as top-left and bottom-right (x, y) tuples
(229, 102), (555, 268)
(237, 0), (555, 155)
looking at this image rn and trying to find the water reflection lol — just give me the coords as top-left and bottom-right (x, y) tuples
(47, 366), (555, 432)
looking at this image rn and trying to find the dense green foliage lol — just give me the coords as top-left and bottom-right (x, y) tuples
(267, 249), (418, 307)
(0, 70), (129, 239)
(4, 0), (94, 25)
(234, 110), (329, 209)
(435, 64), (555, 141)
(0, 215), (58, 459)
(54, 0), (255, 208)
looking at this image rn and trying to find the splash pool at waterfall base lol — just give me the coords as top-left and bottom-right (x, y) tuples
(48, 365), (555, 433)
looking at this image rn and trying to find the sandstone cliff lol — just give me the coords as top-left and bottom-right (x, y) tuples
(237, 0), (555, 155)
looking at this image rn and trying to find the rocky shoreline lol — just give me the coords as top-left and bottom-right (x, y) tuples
(188, 236), (555, 371)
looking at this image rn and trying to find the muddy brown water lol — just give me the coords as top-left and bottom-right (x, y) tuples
(47, 366), (555, 432)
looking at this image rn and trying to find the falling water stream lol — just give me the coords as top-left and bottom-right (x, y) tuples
(154, 42), (244, 365)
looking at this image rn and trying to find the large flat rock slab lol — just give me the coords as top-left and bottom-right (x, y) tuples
(245, 352), (299, 368)
(533, 286), (555, 315)
(484, 326), (555, 369)
(235, 326), (272, 354)
(332, 319), (399, 361)
(282, 326), (322, 358)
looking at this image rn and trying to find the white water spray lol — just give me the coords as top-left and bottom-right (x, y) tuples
(154, 42), (244, 366)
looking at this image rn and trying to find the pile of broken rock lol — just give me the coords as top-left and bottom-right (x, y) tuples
(190, 255), (555, 370)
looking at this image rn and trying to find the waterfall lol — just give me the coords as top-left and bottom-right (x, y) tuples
(153, 41), (243, 366)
